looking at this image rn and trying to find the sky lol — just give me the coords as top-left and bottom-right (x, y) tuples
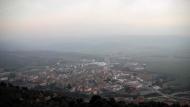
(0, 0), (190, 52)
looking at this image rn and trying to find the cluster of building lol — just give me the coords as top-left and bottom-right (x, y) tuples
(0, 56), (189, 104)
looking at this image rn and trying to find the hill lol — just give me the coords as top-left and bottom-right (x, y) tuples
(0, 82), (189, 107)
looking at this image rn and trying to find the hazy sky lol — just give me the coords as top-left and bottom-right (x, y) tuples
(1, 0), (190, 34)
(0, 0), (190, 52)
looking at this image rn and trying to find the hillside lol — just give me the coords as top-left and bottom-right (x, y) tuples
(0, 82), (189, 107)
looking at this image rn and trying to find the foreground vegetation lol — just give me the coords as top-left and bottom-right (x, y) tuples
(0, 82), (189, 107)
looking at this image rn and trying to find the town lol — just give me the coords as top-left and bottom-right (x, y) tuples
(0, 54), (190, 105)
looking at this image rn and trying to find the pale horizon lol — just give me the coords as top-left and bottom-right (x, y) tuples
(0, 0), (190, 53)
